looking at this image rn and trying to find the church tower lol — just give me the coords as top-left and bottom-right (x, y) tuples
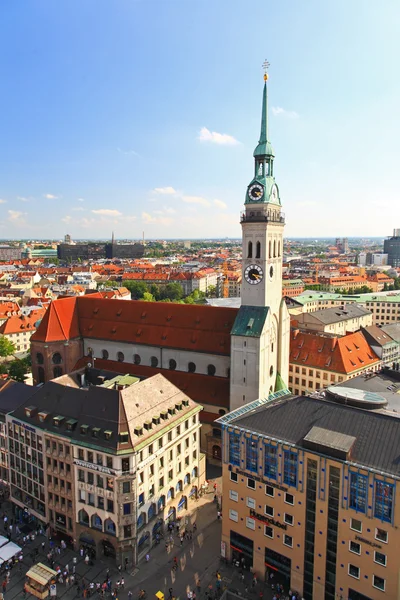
(230, 63), (290, 411)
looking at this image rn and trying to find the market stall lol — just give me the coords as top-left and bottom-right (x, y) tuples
(0, 541), (21, 562)
(24, 563), (58, 599)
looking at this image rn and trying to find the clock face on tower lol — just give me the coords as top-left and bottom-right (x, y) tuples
(270, 184), (278, 203)
(244, 264), (263, 285)
(248, 183), (264, 201)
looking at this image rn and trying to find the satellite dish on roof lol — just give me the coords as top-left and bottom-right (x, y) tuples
(87, 363), (92, 368)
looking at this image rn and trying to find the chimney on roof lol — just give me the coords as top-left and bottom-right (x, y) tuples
(293, 329), (300, 339)
(331, 337), (338, 350)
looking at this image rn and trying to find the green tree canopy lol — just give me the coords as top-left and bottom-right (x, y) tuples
(0, 337), (15, 358)
(8, 360), (28, 383)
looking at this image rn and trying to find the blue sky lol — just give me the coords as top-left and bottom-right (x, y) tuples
(0, 0), (399, 240)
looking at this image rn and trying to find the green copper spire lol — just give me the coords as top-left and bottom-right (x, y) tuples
(253, 80), (274, 158)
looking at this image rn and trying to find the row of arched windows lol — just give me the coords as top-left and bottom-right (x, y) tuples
(247, 239), (281, 259)
(37, 366), (62, 383)
(100, 350), (218, 375)
(36, 352), (62, 365)
(78, 510), (116, 535)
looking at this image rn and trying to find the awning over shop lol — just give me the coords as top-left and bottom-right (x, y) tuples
(0, 541), (22, 562)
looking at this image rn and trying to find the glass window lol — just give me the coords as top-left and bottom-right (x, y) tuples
(265, 505), (274, 517)
(350, 518), (362, 533)
(123, 503), (132, 515)
(246, 497), (255, 509)
(229, 490), (238, 502)
(264, 525), (273, 538)
(374, 551), (386, 566)
(284, 513), (293, 526)
(283, 450), (297, 487)
(264, 444), (277, 480)
(285, 492), (294, 505)
(375, 528), (388, 543)
(229, 509), (238, 522)
(107, 499), (114, 513)
(348, 564), (360, 579)
(373, 575), (385, 591)
(265, 485), (274, 497)
(230, 472), (238, 483)
(349, 472), (368, 513)
(229, 432), (241, 467)
(246, 438), (258, 473)
(246, 517), (255, 530)
(124, 525), (132, 539)
(374, 480), (394, 522)
(349, 541), (361, 555)
(283, 534), (293, 547)
(247, 478), (255, 490)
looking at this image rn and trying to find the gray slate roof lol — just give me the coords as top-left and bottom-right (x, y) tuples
(310, 304), (371, 325)
(229, 395), (400, 476)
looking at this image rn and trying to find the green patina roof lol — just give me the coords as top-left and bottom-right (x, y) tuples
(253, 82), (274, 158)
(274, 371), (287, 393)
(231, 305), (269, 338)
(100, 374), (139, 388)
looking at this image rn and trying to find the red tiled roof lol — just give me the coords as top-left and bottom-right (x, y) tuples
(0, 308), (46, 335)
(73, 357), (230, 409)
(33, 296), (238, 355)
(31, 297), (80, 342)
(0, 302), (20, 318)
(290, 330), (379, 374)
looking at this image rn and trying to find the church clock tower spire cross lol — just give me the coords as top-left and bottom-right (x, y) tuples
(229, 62), (290, 410)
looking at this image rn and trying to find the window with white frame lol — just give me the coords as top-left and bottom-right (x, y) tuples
(375, 528), (388, 543)
(284, 492), (294, 505)
(265, 485), (274, 497)
(264, 525), (273, 538)
(229, 509), (238, 522)
(348, 564), (360, 579)
(284, 513), (293, 526)
(246, 517), (255, 530)
(230, 472), (238, 483)
(283, 534), (293, 548)
(374, 551), (386, 567)
(247, 478), (255, 490)
(349, 541), (361, 555)
(246, 497), (256, 509)
(373, 575), (385, 591)
(350, 518), (362, 533)
(265, 504), (274, 517)
(229, 490), (238, 502)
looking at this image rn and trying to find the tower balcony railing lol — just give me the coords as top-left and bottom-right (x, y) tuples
(240, 211), (285, 224)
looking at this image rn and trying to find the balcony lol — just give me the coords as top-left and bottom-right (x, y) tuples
(240, 211), (285, 224)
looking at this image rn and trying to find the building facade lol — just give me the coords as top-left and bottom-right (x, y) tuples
(384, 230), (400, 267)
(218, 394), (400, 600)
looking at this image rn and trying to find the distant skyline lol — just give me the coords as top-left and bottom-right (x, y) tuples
(0, 0), (399, 239)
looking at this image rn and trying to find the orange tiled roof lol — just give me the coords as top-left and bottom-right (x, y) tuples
(0, 302), (20, 318)
(33, 296), (238, 355)
(290, 329), (379, 374)
(0, 308), (46, 335)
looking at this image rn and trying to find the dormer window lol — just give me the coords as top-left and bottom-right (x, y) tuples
(104, 430), (112, 440)
(25, 406), (37, 418)
(92, 427), (101, 438)
(80, 424), (89, 435)
(38, 412), (49, 423)
(66, 419), (77, 431)
(119, 432), (129, 444)
(134, 427), (143, 437)
(53, 416), (65, 427)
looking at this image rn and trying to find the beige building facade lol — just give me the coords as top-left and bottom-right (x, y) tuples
(218, 394), (400, 600)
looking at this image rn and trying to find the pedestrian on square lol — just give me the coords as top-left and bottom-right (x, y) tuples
(145, 553), (150, 562)
(180, 535), (184, 546)
(121, 577), (125, 589)
(168, 587), (173, 599)
(118, 564), (122, 574)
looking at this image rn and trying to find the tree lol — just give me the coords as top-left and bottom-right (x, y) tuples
(206, 285), (217, 298)
(0, 337), (15, 358)
(160, 283), (184, 302)
(142, 292), (155, 302)
(124, 281), (148, 299)
(8, 360), (28, 383)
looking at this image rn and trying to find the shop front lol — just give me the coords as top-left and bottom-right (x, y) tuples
(265, 547), (291, 588)
(230, 531), (254, 570)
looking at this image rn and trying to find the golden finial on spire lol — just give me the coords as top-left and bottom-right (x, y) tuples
(262, 59), (270, 81)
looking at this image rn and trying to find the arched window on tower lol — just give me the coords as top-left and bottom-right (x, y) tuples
(37, 367), (45, 384)
(278, 241), (281, 257)
(256, 241), (261, 259)
(269, 241), (271, 258)
(273, 240), (276, 258)
(248, 241), (252, 258)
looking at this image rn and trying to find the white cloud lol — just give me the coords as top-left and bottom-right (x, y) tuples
(198, 127), (239, 146)
(0, 199), (7, 204)
(182, 195), (211, 207)
(78, 198), (85, 202)
(62, 215), (72, 224)
(17, 196), (29, 202)
(142, 211), (174, 226)
(72, 207), (85, 212)
(8, 210), (26, 222)
(44, 193), (58, 199)
(272, 106), (299, 119)
(91, 209), (122, 216)
(214, 199), (227, 209)
(153, 187), (177, 195)
(164, 206), (176, 214)
(117, 147), (139, 157)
